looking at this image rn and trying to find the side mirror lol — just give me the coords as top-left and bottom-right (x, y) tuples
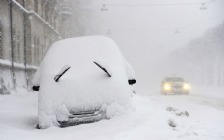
(32, 86), (40, 91)
(128, 79), (136, 85)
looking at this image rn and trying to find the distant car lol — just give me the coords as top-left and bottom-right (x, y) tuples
(161, 76), (190, 95)
(32, 36), (136, 129)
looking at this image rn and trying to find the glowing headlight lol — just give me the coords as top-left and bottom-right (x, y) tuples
(183, 83), (190, 90)
(164, 84), (171, 91)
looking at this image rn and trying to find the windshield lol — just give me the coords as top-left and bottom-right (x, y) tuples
(164, 77), (184, 82)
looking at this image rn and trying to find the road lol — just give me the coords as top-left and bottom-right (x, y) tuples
(0, 87), (224, 140)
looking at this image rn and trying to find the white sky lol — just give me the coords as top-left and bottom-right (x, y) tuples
(99, 0), (224, 53)
(75, 0), (224, 92)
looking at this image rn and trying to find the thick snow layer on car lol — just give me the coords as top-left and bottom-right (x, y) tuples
(34, 36), (135, 128)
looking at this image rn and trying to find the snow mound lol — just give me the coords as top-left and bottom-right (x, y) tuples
(34, 36), (136, 128)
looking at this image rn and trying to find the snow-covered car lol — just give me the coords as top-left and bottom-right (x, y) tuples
(161, 76), (190, 95)
(32, 36), (136, 129)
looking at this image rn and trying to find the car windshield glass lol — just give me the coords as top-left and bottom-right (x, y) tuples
(165, 77), (184, 82)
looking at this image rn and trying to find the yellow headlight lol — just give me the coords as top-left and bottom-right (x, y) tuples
(183, 83), (190, 90)
(164, 84), (171, 90)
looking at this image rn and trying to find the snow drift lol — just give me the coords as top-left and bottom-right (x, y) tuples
(33, 36), (136, 129)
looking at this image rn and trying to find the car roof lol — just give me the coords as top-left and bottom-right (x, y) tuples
(163, 77), (184, 82)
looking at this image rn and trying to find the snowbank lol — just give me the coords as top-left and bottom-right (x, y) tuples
(1, 91), (224, 140)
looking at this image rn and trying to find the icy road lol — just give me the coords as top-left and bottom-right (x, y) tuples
(0, 88), (224, 140)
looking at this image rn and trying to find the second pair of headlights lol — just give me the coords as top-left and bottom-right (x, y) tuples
(163, 83), (190, 91)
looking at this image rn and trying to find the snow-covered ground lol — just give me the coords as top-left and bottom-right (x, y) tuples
(0, 87), (224, 140)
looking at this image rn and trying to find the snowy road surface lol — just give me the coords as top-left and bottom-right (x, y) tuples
(0, 88), (224, 140)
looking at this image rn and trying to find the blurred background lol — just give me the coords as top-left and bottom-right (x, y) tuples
(0, 0), (223, 94)
(71, 0), (224, 93)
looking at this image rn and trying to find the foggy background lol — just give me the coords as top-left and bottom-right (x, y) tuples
(71, 0), (224, 94)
